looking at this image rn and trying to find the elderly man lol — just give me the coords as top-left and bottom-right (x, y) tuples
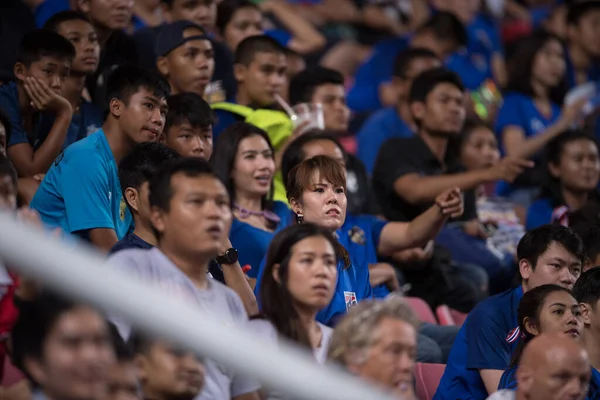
(328, 295), (419, 399)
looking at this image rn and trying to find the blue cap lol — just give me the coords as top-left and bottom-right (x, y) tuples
(155, 20), (209, 58)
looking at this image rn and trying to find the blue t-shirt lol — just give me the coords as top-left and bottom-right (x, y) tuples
(526, 197), (555, 230)
(30, 129), (132, 240)
(347, 37), (410, 112)
(34, 0), (70, 27)
(265, 29), (292, 48)
(565, 49), (600, 90)
(434, 286), (524, 400)
(109, 233), (152, 255)
(356, 107), (414, 174)
(213, 108), (244, 140)
(230, 201), (291, 278)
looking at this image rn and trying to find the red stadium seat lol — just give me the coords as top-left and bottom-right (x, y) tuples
(415, 363), (446, 400)
(436, 305), (455, 326)
(450, 308), (468, 326)
(405, 297), (437, 324)
(1, 356), (24, 387)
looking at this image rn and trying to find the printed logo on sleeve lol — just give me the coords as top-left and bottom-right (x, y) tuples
(344, 291), (357, 312)
(506, 327), (520, 343)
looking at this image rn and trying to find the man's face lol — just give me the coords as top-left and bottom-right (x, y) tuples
(80, 0), (134, 31)
(55, 19), (100, 75)
(310, 84), (350, 133)
(353, 318), (417, 398)
(104, 361), (140, 400)
(569, 10), (600, 57)
(159, 33), (214, 96)
(163, 0), (216, 31)
(235, 52), (287, 107)
(520, 242), (583, 291)
(26, 307), (116, 400)
(17, 56), (71, 96)
(411, 82), (465, 136)
(164, 122), (213, 159)
(151, 174), (232, 259)
(0, 175), (17, 211)
(113, 88), (167, 145)
(222, 6), (263, 52)
(136, 341), (204, 400)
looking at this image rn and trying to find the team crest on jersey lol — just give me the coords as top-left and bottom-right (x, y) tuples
(344, 291), (357, 311)
(349, 226), (366, 245)
(119, 197), (127, 221)
(506, 327), (520, 343)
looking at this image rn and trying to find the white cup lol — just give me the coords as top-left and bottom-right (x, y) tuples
(290, 103), (325, 134)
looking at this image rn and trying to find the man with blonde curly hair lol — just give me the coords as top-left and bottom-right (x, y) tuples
(328, 296), (419, 400)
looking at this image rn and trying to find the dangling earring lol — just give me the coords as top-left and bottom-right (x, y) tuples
(296, 213), (304, 224)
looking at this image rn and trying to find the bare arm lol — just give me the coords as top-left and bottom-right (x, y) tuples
(218, 239), (259, 316)
(89, 228), (120, 253)
(480, 369), (504, 395)
(292, 0), (361, 24)
(491, 53), (507, 88)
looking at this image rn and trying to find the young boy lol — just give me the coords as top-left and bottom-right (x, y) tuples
(156, 21), (215, 99)
(130, 331), (205, 400)
(44, 11), (104, 139)
(109, 142), (181, 254)
(30, 65), (170, 252)
(163, 92), (214, 159)
(1, 29), (75, 177)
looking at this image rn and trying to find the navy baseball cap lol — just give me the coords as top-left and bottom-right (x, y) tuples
(155, 20), (210, 58)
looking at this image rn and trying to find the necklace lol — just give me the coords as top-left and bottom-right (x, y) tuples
(234, 203), (281, 224)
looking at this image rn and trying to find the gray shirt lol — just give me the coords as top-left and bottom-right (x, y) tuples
(107, 247), (260, 400)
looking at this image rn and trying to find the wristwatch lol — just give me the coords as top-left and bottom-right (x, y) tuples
(215, 248), (239, 265)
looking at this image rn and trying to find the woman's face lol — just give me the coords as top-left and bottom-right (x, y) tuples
(223, 6), (263, 52)
(526, 291), (583, 340)
(550, 139), (600, 193)
(460, 127), (500, 170)
(532, 39), (566, 89)
(231, 135), (275, 200)
(281, 235), (338, 311)
(292, 171), (347, 232)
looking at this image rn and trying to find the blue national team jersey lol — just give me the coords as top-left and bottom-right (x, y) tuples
(434, 286), (524, 400)
(30, 129), (132, 240)
(356, 107), (414, 174)
(526, 197), (555, 230)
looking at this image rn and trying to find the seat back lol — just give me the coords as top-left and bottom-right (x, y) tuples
(435, 305), (455, 326)
(405, 297), (437, 324)
(415, 363), (446, 400)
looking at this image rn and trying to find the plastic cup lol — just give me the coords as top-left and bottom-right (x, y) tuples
(290, 103), (325, 134)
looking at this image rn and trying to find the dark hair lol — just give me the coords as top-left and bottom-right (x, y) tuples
(149, 157), (218, 212)
(573, 267), (600, 307)
(288, 66), (345, 106)
(409, 67), (464, 105)
(451, 118), (494, 158)
(16, 29), (75, 68)
(0, 108), (13, 147)
(108, 322), (134, 362)
(417, 11), (468, 49)
(569, 203), (600, 227)
(392, 47), (440, 79)
(517, 224), (585, 272)
(286, 155), (346, 204)
(216, 0), (260, 36)
(165, 92), (215, 134)
(11, 292), (107, 385)
(119, 142), (181, 211)
(511, 284), (574, 366)
(259, 224), (341, 347)
(567, 1), (600, 26)
(43, 10), (91, 32)
(570, 222), (600, 269)
(280, 131), (347, 190)
(234, 35), (286, 66)
(105, 65), (171, 111)
(505, 31), (567, 105)
(129, 330), (154, 355)
(210, 122), (274, 215)
(0, 153), (17, 189)
(539, 131), (599, 208)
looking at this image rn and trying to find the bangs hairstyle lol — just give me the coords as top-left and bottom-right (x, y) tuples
(105, 65), (171, 110)
(216, 0), (259, 35)
(285, 155), (346, 203)
(17, 29), (75, 67)
(165, 92), (215, 133)
(43, 10), (91, 32)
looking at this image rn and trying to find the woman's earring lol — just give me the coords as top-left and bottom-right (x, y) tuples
(296, 213), (304, 223)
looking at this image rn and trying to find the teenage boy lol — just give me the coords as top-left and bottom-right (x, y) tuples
(1, 29), (74, 177)
(163, 92), (215, 159)
(130, 331), (205, 400)
(44, 11), (103, 138)
(108, 158), (260, 400)
(155, 21), (215, 98)
(435, 224), (585, 400)
(30, 65), (170, 252)
(357, 48), (441, 174)
(565, 1), (600, 88)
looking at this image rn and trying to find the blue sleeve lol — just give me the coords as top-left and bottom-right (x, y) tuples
(465, 306), (511, 370)
(265, 29), (292, 47)
(59, 152), (115, 233)
(253, 256), (267, 300)
(489, 22), (503, 55)
(495, 96), (523, 135)
(34, 0), (70, 27)
(525, 199), (553, 230)
(498, 367), (518, 390)
(357, 118), (385, 174)
(0, 94), (28, 147)
(372, 284), (390, 299)
(229, 224), (262, 279)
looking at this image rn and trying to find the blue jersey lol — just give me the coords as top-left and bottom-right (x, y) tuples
(434, 286), (524, 400)
(230, 201), (291, 278)
(526, 198), (555, 230)
(30, 129), (132, 240)
(34, 0), (69, 27)
(109, 233), (152, 255)
(356, 107), (414, 174)
(565, 49), (600, 89)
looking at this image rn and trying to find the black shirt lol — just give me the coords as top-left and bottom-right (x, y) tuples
(0, 1), (36, 82)
(372, 135), (477, 222)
